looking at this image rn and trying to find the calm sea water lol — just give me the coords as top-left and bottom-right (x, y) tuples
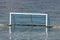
(0, 14), (60, 40)
(0, 0), (60, 40)
(0, 26), (60, 40)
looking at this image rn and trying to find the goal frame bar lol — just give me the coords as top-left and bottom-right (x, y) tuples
(9, 12), (48, 40)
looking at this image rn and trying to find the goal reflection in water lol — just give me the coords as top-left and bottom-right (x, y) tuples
(11, 13), (47, 40)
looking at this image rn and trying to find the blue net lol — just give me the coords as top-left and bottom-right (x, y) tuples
(11, 14), (47, 40)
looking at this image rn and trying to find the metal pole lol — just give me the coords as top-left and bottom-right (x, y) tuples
(9, 13), (12, 40)
(45, 14), (48, 40)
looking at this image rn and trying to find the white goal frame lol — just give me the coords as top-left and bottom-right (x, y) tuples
(9, 12), (48, 40)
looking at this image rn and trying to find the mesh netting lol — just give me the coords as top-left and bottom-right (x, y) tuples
(11, 14), (47, 40)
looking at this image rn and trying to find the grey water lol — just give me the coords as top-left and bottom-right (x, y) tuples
(0, 14), (60, 40)
(0, 0), (60, 40)
(0, 26), (60, 40)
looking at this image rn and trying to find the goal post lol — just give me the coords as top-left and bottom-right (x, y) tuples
(9, 12), (48, 40)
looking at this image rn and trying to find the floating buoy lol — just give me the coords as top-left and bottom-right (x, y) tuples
(46, 26), (53, 28)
